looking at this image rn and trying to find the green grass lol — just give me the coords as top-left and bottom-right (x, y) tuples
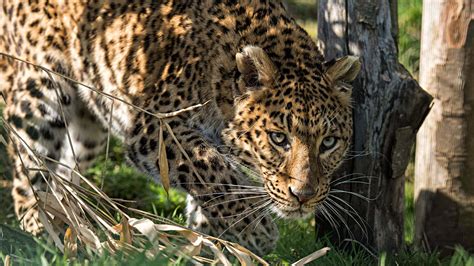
(2, 134), (473, 265)
(1, 212), (473, 265)
(265, 219), (374, 265)
(398, 0), (422, 77)
(0, 105), (15, 228)
(285, 0), (318, 39)
(84, 138), (187, 223)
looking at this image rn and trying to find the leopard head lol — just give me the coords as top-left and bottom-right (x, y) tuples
(222, 46), (360, 218)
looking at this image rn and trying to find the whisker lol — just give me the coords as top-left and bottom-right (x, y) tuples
(329, 189), (376, 201)
(331, 173), (379, 184)
(202, 197), (271, 220)
(325, 199), (360, 239)
(342, 238), (378, 258)
(177, 182), (264, 189)
(317, 205), (341, 240)
(322, 200), (355, 241)
(218, 200), (272, 238)
(238, 207), (273, 237)
(202, 195), (268, 210)
(326, 196), (368, 240)
(332, 180), (371, 187)
(196, 191), (266, 197)
(319, 205), (339, 228)
(331, 176), (379, 186)
(222, 156), (264, 183)
(343, 150), (392, 166)
(253, 209), (273, 230)
(227, 189), (266, 193)
(228, 187), (266, 192)
(328, 194), (369, 236)
(194, 191), (266, 206)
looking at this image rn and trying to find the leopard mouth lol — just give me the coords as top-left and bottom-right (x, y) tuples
(269, 203), (315, 219)
(263, 183), (318, 219)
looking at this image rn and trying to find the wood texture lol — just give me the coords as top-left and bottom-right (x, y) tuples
(317, 0), (433, 252)
(414, 0), (474, 253)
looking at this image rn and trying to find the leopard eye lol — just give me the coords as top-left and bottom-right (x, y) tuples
(269, 132), (288, 147)
(320, 136), (337, 152)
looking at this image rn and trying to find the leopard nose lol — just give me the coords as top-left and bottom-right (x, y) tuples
(288, 186), (317, 204)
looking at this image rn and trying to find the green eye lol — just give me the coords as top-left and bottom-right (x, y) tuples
(321, 136), (337, 152)
(269, 132), (288, 147)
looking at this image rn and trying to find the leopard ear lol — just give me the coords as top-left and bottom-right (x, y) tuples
(325, 55), (361, 83)
(236, 46), (277, 89)
(325, 56), (360, 106)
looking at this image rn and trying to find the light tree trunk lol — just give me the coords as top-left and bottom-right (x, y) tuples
(414, 0), (474, 253)
(317, 0), (432, 252)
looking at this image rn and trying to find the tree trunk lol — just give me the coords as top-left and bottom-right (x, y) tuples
(317, 0), (433, 252)
(414, 0), (474, 254)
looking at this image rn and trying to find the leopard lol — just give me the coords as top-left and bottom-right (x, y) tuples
(0, 0), (360, 256)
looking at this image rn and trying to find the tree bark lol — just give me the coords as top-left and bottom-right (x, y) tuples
(317, 0), (433, 252)
(414, 0), (474, 254)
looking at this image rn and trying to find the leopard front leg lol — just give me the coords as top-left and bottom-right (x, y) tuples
(186, 194), (278, 256)
(3, 69), (107, 235)
(126, 115), (278, 256)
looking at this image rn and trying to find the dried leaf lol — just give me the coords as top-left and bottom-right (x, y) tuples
(36, 191), (64, 213)
(64, 227), (77, 259)
(179, 231), (203, 256)
(76, 225), (102, 254)
(37, 209), (64, 252)
(226, 245), (253, 266)
(120, 216), (132, 245)
(181, 230), (202, 246)
(0, 135), (7, 146)
(112, 223), (122, 234)
(201, 238), (231, 266)
(184, 244), (202, 257)
(4, 255), (11, 266)
(226, 242), (268, 265)
(101, 238), (119, 255)
(129, 218), (159, 243)
(159, 122), (170, 195)
(291, 247), (330, 266)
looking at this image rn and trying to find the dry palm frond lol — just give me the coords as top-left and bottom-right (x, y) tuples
(3, 117), (266, 263)
(0, 52), (329, 265)
(291, 247), (331, 266)
(3, 255), (11, 266)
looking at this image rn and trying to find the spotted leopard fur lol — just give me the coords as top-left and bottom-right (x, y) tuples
(0, 0), (360, 255)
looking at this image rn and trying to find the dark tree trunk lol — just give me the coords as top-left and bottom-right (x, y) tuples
(414, 0), (474, 254)
(317, 0), (432, 252)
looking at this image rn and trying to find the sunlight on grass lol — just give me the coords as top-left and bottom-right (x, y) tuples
(286, 0), (318, 39)
(405, 177), (415, 244)
(85, 138), (187, 222)
(297, 20), (317, 39)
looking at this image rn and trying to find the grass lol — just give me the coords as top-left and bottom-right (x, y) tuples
(398, 0), (422, 77)
(1, 0), (474, 265)
(404, 158), (415, 245)
(84, 137), (187, 223)
(286, 0), (318, 39)
(3, 212), (471, 265)
(2, 131), (473, 264)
